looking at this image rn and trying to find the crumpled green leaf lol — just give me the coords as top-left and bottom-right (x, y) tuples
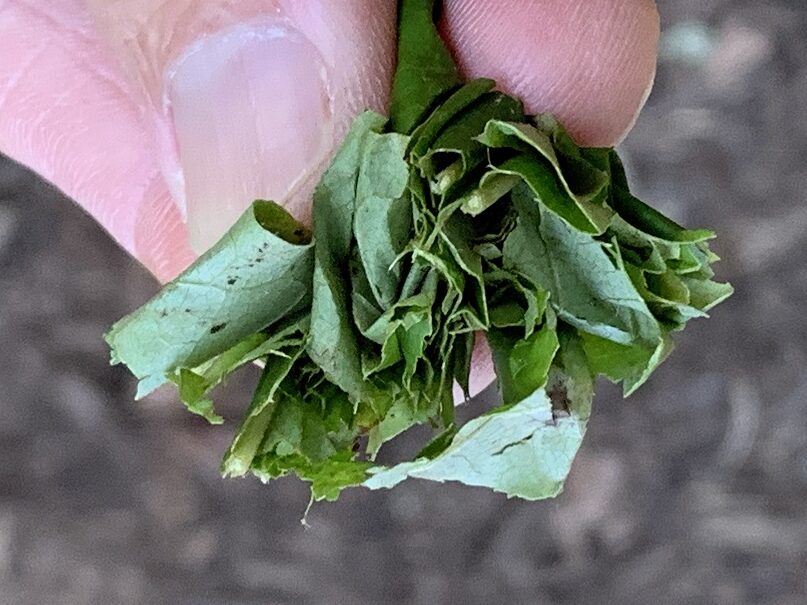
(474, 119), (612, 232)
(364, 331), (592, 500)
(505, 185), (662, 350)
(354, 131), (412, 309)
(106, 0), (732, 504)
(105, 200), (313, 402)
(364, 388), (585, 499)
(221, 320), (309, 475)
(307, 112), (387, 401)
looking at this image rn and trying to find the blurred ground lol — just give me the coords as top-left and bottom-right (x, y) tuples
(1, 1), (807, 603)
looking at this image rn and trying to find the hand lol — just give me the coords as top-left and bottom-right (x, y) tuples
(0, 0), (659, 395)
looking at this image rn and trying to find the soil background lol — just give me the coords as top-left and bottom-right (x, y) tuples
(2, 1), (806, 603)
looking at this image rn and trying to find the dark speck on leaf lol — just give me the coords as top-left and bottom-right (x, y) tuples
(227, 277), (237, 285)
(184, 309), (191, 313)
(210, 323), (226, 334)
(159, 310), (168, 318)
(549, 385), (571, 418)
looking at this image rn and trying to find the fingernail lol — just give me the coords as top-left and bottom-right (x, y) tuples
(167, 22), (333, 253)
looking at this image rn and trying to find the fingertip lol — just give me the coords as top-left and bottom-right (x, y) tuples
(90, 0), (397, 255)
(442, 0), (660, 147)
(133, 176), (196, 283)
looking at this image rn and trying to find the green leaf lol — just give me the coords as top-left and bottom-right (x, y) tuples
(410, 79), (496, 163)
(244, 375), (377, 501)
(364, 386), (587, 500)
(389, 0), (461, 133)
(414, 86), (524, 184)
(608, 151), (714, 243)
(485, 269), (549, 337)
(308, 112), (386, 400)
(439, 216), (488, 325)
(477, 120), (612, 233)
(107, 5), (732, 503)
(505, 184), (662, 348)
(170, 319), (309, 422)
(683, 277), (734, 311)
(221, 331), (307, 476)
(580, 328), (674, 396)
(105, 200), (314, 400)
(489, 324), (560, 405)
(254, 452), (372, 502)
(367, 385), (441, 458)
(624, 264), (706, 330)
(458, 170), (521, 217)
(174, 370), (224, 425)
(666, 244), (706, 274)
(354, 131), (412, 309)
(610, 185), (715, 243)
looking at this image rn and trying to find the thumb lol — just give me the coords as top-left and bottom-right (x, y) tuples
(86, 1), (396, 254)
(442, 0), (660, 147)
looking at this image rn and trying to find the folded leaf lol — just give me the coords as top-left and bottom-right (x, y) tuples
(364, 374), (588, 500)
(308, 112), (387, 401)
(105, 201), (313, 399)
(107, 0), (732, 504)
(505, 185), (662, 349)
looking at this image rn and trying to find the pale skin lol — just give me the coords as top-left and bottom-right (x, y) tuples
(0, 0), (660, 396)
